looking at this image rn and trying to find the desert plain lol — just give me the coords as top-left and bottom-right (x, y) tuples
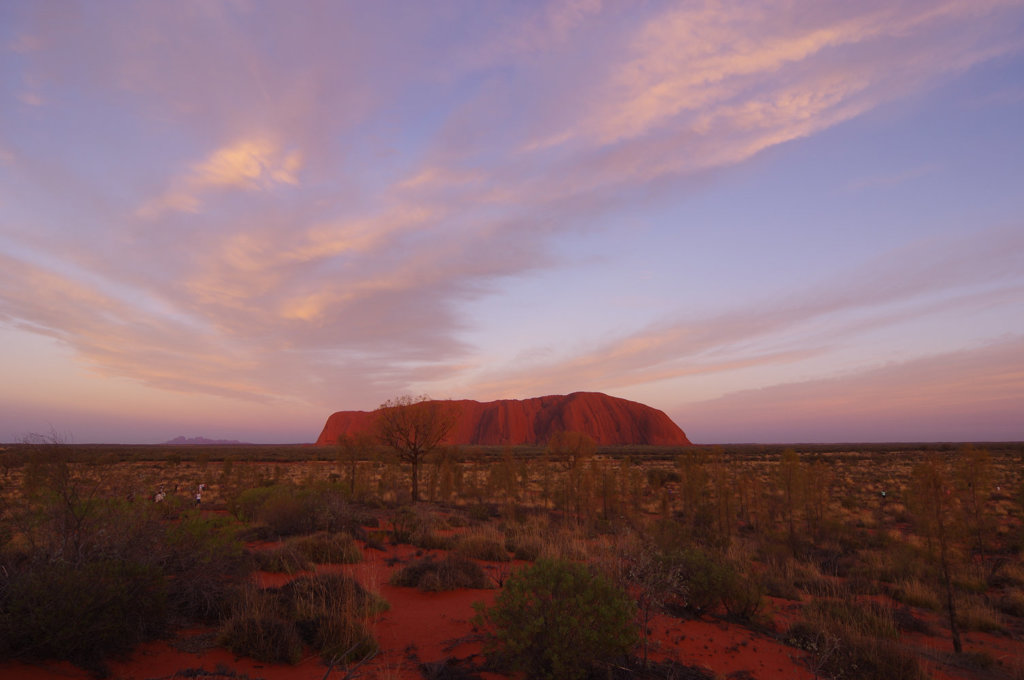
(1, 440), (1023, 680)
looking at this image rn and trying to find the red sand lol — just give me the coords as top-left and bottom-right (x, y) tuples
(0, 540), (821, 680)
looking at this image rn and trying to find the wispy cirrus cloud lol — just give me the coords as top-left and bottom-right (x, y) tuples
(137, 138), (302, 218)
(1, 0), (1023, 432)
(679, 336), (1024, 442)
(459, 224), (1024, 400)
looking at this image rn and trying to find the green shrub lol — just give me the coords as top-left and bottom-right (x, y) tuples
(229, 485), (277, 522)
(663, 548), (726, 616)
(0, 559), (168, 673)
(473, 558), (637, 680)
(162, 513), (253, 622)
(259, 490), (320, 536)
(390, 554), (490, 591)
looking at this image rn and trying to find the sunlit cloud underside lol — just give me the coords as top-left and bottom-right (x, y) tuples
(1, 0), (1023, 442)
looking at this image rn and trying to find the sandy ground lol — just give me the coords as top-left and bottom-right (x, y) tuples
(4, 533), (1020, 680)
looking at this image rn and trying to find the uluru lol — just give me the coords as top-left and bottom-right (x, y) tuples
(315, 392), (691, 447)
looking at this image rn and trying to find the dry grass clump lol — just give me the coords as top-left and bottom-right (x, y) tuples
(761, 555), (827, 600)
(253, 543), (312, 574)
(955, 595), (1005, 633)
(993, 560), (1024, 588)
(219, 574), (386, 664)
(893, 579), (942, 611)
(290, 531), (362, 564)
(996, 587), (1024, 618)
(217, 585), (303, 664)
(455, 527), (511, 562)
(389, 554), (490, 591)
(252, 533), (362, 574)
(537, 523), (590, 562)
(503, 523), (545, 561)
(786, 596), (926, 680)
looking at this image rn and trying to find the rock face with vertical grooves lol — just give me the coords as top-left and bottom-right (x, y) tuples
(315, 392), (691, 446)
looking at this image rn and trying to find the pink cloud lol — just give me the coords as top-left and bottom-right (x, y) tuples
(459, 225), (1024, 400)
(2, 1), (1023, 430)
(678, 337), (1024, 443)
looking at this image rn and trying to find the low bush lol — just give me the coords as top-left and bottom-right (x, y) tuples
(456, 530), (511, 562)
(786, 595), (926, 680)
(0, 558), (168, 674)
(219, 613), (304, 665)
(253, 544), (311, 574)
(786, 619), (925, 680)
(283, 574), (385, 662)
(390, 554), (490, 591)
(162, 514), (253, 622)
(997, 587), (1024, 617)
(220, 574), (385, 665)
(661, 547), (760, 618)
(411, 529), (456, 551)
(955, 596), (1005, 633)
(893, 579), (941, 611)
(290, 532), (362, 564)
(803, 597), (899, 641)
(473, 558), (637, 680)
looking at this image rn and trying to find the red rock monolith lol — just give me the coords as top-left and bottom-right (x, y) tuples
(315, 392), (691, 446)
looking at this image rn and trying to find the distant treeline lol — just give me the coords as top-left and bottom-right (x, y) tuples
(0, 440), (1022, 466)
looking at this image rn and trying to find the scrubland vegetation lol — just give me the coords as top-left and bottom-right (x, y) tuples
(0, 437), (1023, 679)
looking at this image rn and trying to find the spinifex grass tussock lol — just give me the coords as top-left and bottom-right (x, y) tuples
(252, 543), (311, 574)
(290, 531), (362, 564)
(894, 578), (942, 611)
(218, 584), (303, 665)
(454, 526), (511, 562)
(503, 523), (544, 561)
(955, 594), (1005, 633)
(389, 553), (490, 591)
(220, 573), (386, 665)
(997, 587), (1024, 617)
(786, 596), (927, 680)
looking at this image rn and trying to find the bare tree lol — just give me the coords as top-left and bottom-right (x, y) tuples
(375, 395), (459, 503)
(546, 431), (596, 516)
(336, 432), (376, 497)
(909, 455), (963, 654)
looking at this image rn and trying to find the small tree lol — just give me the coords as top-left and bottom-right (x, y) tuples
(777, 448), (805, 555)
(546, 431), (595, 517)
(908, 456), (963, 654)
(375, 396), (459, 503)
(336, 432), (376, 497)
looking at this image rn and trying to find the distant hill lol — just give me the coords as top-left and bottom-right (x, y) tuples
(162, 436), (251, 446)
(315, 391), (692, 446)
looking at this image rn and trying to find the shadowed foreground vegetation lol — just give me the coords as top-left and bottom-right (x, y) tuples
(0, 438), (1023, 678)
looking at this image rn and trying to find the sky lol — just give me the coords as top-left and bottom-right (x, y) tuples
(1, 1), (1023, 445)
